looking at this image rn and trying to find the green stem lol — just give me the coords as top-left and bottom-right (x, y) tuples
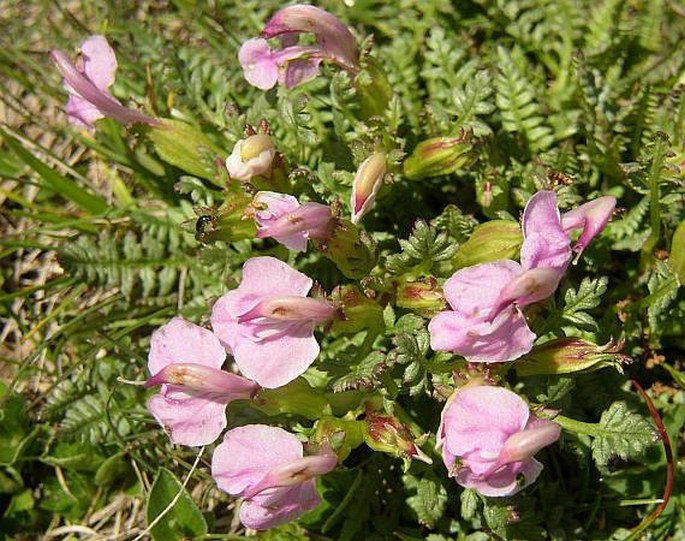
(553, 415), (603, 437)
(640, 134), (668, 270)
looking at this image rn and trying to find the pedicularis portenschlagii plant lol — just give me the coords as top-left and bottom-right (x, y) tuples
(2, 0), (684, 539)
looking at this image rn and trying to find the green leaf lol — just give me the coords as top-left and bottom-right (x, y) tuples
(671, 221), (685, 285)
(0, 125), (109, 215)
(460, 488), (479, 521)
(146, 467), (208, 541)
(646, 260), (679, 334)
(403, 471), (448, 527)
(561, 276), (608, 330)
(592, 402), (659, 466)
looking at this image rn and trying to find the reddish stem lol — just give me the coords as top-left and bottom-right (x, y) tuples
(625, 379), (674, 540)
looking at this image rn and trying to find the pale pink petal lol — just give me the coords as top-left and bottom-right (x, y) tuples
(457, 458), (543, 497)
(442, 386), (530, 460)
(80, 35), (117, 90)
(211, 425), (303, 495)
(240, 482), (320, 530)
(238, 256), (313, 299)
(210, 294), (241, 353)
(520, 191), (571, 271)
(238, 38), (280, 90)
(148, 317), (226, 376)
(429, 307), (535, 363)
(442, 260), (523, 317)
(487, 267), (563, 318)
(233, 323), (319, 388)
(148, 393), (228, 446)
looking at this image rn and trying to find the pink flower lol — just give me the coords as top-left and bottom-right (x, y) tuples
(211, 424), (337, 530)
(253, 192), (333, 252)
(211, 257), (336, 389)
(50, 35), (157, 129)
(350, 152), (387, 224)
(239, 5), (359, 90)
(437, 386), (561, 497)
(428, 261), (537, 362)
(145, 317), (259, 446)
(428, 191), (616, 363)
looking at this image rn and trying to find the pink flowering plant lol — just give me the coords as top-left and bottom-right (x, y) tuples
(6, 1), (683, 540)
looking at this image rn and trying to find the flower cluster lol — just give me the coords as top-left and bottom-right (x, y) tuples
(145, 257), (337, 529)
(51, 4), (625, 533)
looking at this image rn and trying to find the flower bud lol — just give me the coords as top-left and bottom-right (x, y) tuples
(226, 134), (276, 181)
(330, 285), (384, 334)
(514, 338), (631, 376)
(403, 135), (476, 180)
(363, 412), (432, 467)
(395, 277), (446, 317)
(351, 152), (387, 224)
(452, 220), (522, 269)
(313, 219), (377, 279)
(148, 119), (225, 185)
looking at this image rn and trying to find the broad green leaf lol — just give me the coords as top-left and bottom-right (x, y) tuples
(146, 467), (208, 541)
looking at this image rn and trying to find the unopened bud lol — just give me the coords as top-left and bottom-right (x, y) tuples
(351, 152), (387, 224)
(395, 277), (446, 317)
(149, 119), (224, 185)
(452, 220), (522, 269)
(330, 285), (384, 334)
(403, 135), (476, 181)
(226, 134), (276, 181)
(363, 412), (432, 467)
(313, 219), (377, 279)
(515, 338), (631, 376)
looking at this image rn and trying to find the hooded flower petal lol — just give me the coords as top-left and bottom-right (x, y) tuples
(240, 5), (358, 90)
(262, 4), (359, 71)
(561, 195), (617, 257)
(146, 317), (258, 446)
(51, 35), (157, 128)
(253, 192), (333, 252)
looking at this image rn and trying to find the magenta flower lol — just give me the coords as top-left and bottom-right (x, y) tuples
(239, 4), (359, 90)
(437, 386), (561, 497)
(50, 35), (157, 129)
(146, 317), (259, 446)
(211, 257), (336, 389)
(253, 192), (333, 252)
(212, 424), (337, 530)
